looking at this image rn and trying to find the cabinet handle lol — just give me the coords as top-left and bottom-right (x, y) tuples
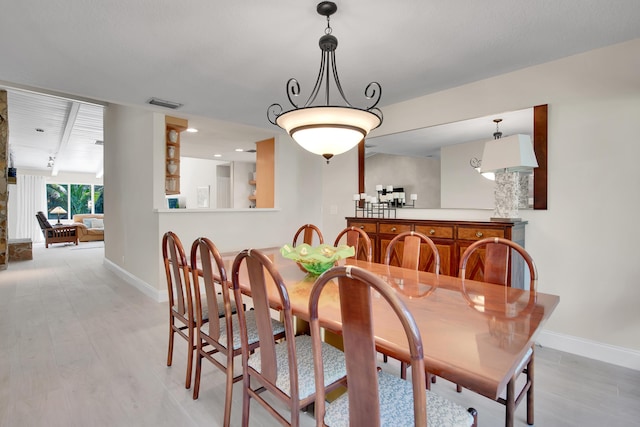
(359, 225), (364, 229)
(391, 227), (397, 232)
(429, 229), (436, 235)
(476, 231), (483, 238)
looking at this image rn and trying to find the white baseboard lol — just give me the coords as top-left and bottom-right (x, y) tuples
(537, 329), (640, 371)
(103, 258), (168, 302)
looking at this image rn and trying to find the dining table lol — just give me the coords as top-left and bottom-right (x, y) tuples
(222, 247), (559, 426)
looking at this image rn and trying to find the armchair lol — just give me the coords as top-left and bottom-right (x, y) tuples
(36, 211), (78, 248)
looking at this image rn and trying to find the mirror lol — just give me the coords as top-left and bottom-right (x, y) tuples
(359, 105), (547, 210)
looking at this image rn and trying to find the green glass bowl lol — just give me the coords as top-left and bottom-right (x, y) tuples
(297, 260), (336, 276)
(281, 243), (355, 276)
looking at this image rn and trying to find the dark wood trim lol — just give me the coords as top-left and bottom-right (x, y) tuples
(533, 104), (548, 210)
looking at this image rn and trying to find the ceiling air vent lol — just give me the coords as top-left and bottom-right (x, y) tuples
(95, 140), (104, 145)
(147, 97), (183, 109)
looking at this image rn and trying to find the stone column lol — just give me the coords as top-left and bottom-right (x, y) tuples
(492, 170), (521, 219)
(0, 90), (8, 270)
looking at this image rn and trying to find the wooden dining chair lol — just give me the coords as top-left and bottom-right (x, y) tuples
(162, 231), (200, 389)
(309, 265), (477, 427)
(383, 230), (440, 379)
(333, 226), (373, 262)
(231, 248), (347, 427)
(292, 223), (324, 247)
(459, 237), (538, 427)
(189, 237), (285, 427)
(162, 231), (237, 389)
(384, 230), (440, 274)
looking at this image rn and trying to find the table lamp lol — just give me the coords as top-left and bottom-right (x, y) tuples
(480, 132), (538, 220)
(50, 206), (67, 224)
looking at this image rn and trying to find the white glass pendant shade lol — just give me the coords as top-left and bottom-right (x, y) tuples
(277, 106), (381, 157)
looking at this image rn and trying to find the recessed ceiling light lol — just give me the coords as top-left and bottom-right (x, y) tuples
(214, 154), (222, 158)
(235, 148), (244, 152)
(186, 128), (198, 133)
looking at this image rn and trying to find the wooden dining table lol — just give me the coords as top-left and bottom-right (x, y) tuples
(222, 247), (559, 425)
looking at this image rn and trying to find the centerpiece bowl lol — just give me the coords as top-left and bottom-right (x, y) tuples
(280, 243), (355, 276)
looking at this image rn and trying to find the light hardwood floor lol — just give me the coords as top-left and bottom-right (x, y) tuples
(1, 243), (638, 426)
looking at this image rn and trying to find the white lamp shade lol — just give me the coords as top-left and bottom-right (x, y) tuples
(480, 134), (538, 172)
(50, 206), (67, 215)
(276, 106), (381, 157)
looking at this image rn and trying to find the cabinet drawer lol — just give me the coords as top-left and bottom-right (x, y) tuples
(379, 223), (411, 235)
(349, 222), (376, 234)
(415, 225), (454, 239)
(457, 227), (505, 241)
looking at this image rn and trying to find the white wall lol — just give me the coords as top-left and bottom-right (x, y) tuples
(365, 153), (441, 208)
(441, 139), (494, 209)
(323, 39), (640, 367)
(104, 104), (161, 290)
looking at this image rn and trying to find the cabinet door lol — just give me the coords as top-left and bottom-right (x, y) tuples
(347, 220), (378, 262)
(432, 240), (454, 276)
(457, 241), (486, 281)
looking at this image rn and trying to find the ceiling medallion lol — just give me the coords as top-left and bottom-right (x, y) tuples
(267, 1), (383, 163)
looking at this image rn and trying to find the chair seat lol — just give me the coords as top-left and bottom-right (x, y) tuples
(324, 370), (474, 427)
(172, 294), (238, 322)
(248, 334), (346, 400)
(201, 310), (285, 351)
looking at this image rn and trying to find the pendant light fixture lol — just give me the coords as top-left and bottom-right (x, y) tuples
(480, 119), (538, 173)
(267, 1), (383, 163)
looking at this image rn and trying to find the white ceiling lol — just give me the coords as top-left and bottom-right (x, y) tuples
(1, 1), (639, 174)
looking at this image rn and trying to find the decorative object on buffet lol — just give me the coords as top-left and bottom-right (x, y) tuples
(280, 243), (354, 275)
(352, 184), (417, 218)
(267, 1), (382, 163)
(480, 119), (538, 220)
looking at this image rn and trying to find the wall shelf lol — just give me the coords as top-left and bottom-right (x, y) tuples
(165, 116), (188, 195)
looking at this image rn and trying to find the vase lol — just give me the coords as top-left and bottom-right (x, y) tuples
(168, 130), (178, 143)
(167, 161), (178, 175)
(167, 146), (175, 159)
(166, 178), (177, 192)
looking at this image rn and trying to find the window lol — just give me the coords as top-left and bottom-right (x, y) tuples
(46, 184), (69, 220)
(94, 185), (104, 214)
(46, 183), (104, 219)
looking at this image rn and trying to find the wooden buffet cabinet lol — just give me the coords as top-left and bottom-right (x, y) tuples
(346, 217), (527, 288)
